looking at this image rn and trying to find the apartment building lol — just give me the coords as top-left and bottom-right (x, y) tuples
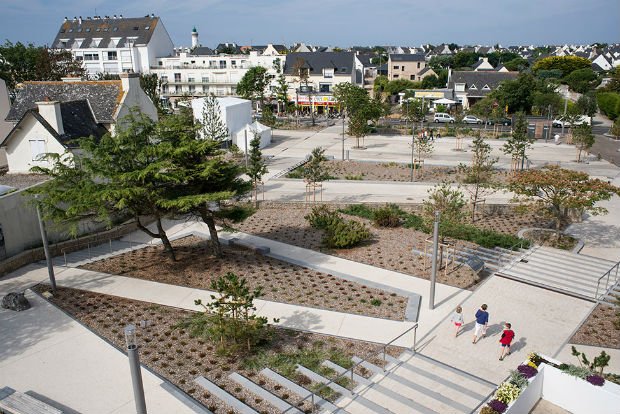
(387, 54), (433, 82)
(51, 15), (175, 76)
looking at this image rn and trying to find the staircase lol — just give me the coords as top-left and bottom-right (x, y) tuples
(192, 349), (496, 414)
(412, 244), (528, 274)
(497, 246), (619, 302)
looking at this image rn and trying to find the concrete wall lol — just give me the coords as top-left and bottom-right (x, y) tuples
(191, 96), (253, 142)
(3, 114), (66, 173)
(505, 365), (545, 414)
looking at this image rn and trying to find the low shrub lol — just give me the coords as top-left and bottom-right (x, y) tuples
(324, 220), (371, 248)
(480, 406), (500, 414)
(373, 204), (402, 227)
(509, 370), (530, 389)
(559, 363), (592, 380)
(517, 364), (538, 379)
(586, 374), (605, 386)
(487, 399), (508, 414)
(339, 204), (375, 220)
(305, 205), (342, 230)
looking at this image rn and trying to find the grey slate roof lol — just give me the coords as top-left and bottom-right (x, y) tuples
(448, 71), (519, 97)
(6, 81), (122, 124)
(52, 16), (160, 49)
(284, 52), (355, 75)
(1, 100), (107, 148)
(189, 46), (215, 56)
(389, 54), (426, 62)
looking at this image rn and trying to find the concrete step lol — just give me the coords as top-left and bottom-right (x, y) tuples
(538, 246), (617, 269)
(500, 269), (596, 299)
(508, 257), (602, 288)
(259, 368), (342, 413)
(321, 360), (371, 386)
(229, 372), (302, 413)
(524, 250), (616, 275)
(194, 376), (258, 414)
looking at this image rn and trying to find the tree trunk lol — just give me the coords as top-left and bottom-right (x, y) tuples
(471, 184), (479, 222)
(135, 215), (176, 261)
(200, 208), (223, 257)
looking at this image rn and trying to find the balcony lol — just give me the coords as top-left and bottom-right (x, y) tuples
(150, 63), (252, 70)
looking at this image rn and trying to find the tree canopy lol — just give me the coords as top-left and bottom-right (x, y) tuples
(532, 56), (592, 77)
(502, 112), (534, 170)
(236, 66), (269, 104)
(0, 41), (85, 91)
(333, 82), (383, 146)
(509, 166), (620, 234)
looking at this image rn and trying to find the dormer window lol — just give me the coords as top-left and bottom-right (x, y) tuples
(482, 84), (491, 90)
(145, 26), (150, 30)
(73, 38), (84, 48)
(469, 84), (478, 90)
(323, 68), (334, 78)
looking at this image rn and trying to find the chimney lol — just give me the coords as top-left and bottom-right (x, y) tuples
(119, 71), (140, 92)
(36, 100), (64, 135)
(78, 16), (82, 24)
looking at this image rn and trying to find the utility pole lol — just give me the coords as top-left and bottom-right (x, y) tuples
(561, 97), (568, 137)
(429, 211), (440, 310)
(341, 113), (345, 161)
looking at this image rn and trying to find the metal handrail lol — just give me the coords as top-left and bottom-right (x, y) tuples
(281, 323), (418, 413)
(595, 261), (620, 300)
(497, 239), (530, 269)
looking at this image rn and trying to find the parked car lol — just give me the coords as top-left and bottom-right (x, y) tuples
(552, 115), (591, 128)
(486, 117), (512, 126)
(433, 113), (455, 123)
(462, 115), (483, 124)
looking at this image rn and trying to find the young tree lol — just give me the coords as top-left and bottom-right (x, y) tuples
(246, 133), (268, 203)
(303, 147), (330, 186)
(333, 82), (383, 148)
(236, 66), (269, 106)
(471, 97), (496, 128)
(412, 136), (434, 179)
(200, 95), (229, 141)
(576, 92), (598, 117)
(423, 181), (467, 239)
(572, 123), (595, 162)
(29, 110), (179, 260)
(503, 112), (534, 171)
(273, 58), (289, 114)
(190, 272), (273, 353)
(460, 136), (499, 220)
(610, 118), (620, 139)
(509, 166), (620, 236)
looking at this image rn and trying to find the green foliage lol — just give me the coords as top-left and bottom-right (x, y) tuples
(184, 272), (274, 354)
(576, 92), (598, 117)
(272, 58), (289, 111)
(491, 73), (539, 113)
(339, 204), (375, 220)
(563, 68), (599, 93)
(503, 112), (533, 169)
(200, 95), (229, 141)
(480, 407), (500, 414)
(0, 40), (85, 91)
(532, 91), (563, 116)
(139, 73), (161, 113)
(246, 133), (268, 187)
(572, 124), (595, 162)
(536, 69), (564, 80)
(423, 182), (467, 238)
(334, 82), (383, 144)
(305, 205), (371, 248)
(602, 67), (620, 93)
(610, 118), (620, 140)
(597, 92), (620, 120)
(508, 370), (529, 389)
(303, 147), (331, 185)
(503, 57), (529, 72)
(560, 363), (593, 380)
(533, 55), (592, 77)
(260, 106), (277, 127)
(373, 204), (402, 227)
(572, 346), (611, 374)
(237, 66), (269, 103)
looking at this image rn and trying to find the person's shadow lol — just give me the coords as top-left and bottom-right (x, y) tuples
(509, 337), (528, 353)
(484, 323), (504, 337)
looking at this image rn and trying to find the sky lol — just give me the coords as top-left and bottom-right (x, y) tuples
(0, 0), (619, 48)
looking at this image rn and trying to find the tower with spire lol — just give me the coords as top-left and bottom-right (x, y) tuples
(191, 26), (199, 48)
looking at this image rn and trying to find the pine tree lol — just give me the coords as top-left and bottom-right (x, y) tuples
(246, 133), (268, 203)
(201, 95), (229, 142)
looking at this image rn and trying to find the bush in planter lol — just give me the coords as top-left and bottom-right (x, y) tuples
(509, 370), (530, 388)
(494, 382), (521, 404)
(487, 399), (508, 414)
(480, 406), (500, 414)
(517, 364), (538, 379)
(586, 374), (606, 386)
(305, 205), (342, 230)
(373, 204), (403, 227)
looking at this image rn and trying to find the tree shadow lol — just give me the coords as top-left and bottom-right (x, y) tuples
(278, 310), (324, 331)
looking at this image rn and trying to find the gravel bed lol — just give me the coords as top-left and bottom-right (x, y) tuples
(571, 304), (620, 349)
(35, 286), (401, 414)
(80, 236), (407, 320)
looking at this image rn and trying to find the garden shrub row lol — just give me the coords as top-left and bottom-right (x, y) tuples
(340, 203), (528, 250)
(306, 205), (371, 248)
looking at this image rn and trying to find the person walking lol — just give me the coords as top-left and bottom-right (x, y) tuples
(450, 305), (464, 337)
(499, 322), (515, 360)
(473, 304), (489, 344)
(430, 129), (434, 141)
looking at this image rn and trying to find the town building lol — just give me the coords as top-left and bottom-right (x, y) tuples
(1, 73), (157, 173)
(447, 70), (519, 109)
(51, 15), (175, 76)
(387, 54), (432, 82)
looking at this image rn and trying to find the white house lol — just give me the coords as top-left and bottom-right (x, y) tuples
(1, 73), (157, 173)
(191, 96), (271, 152)
(51, 15), (175, 76)
(0, 78), (12, 168)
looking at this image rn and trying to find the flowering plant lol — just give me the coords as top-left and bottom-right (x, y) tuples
(586, 375), (605, 386)
(527, 360), (538, 369)
(494, 382), (521, 404)
(487, 398), (508, 414)
(517, 364), (538, 379)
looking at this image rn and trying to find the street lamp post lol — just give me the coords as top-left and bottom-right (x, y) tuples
(410, 121), (415, 182)
(429, 211), (440, 310)
(341, 113), (345, 161)
(34, 196), (56, 294)
(125, 324), (147, 414)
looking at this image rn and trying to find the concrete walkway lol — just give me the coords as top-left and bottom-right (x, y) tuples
(0, 291), (198, 414)
(414, 276), (595, 384)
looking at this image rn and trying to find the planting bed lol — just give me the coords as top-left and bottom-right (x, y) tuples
(35, 286), (401, 414)
(571, 304), (620, 349)
(80, 236), (406, 320)
(288, 160), (513, 184)
(236, 204), (551, 290)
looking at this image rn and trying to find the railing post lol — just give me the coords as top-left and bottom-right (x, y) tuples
(595, 279), (601, 300)
(110, 239), (112, 254)
(311, 393), (315, 413)
(88, 243), (91, 260)
(350, 366), (354, 382)
(413, 326), (417, 354)
(64, 251), (67, 267)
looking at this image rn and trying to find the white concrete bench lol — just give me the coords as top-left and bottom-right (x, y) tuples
(0, 387), (62, 414)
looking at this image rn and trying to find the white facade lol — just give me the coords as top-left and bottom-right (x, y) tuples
(3, 111), (67, 173)
(152, 51), (281, 103)
(0, 78), (12, 167)
(190, 97), (271, 151)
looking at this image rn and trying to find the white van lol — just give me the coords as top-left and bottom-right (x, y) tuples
(433, 113), (455, 123)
